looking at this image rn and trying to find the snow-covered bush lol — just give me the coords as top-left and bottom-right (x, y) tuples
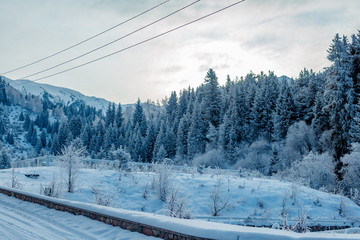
(8, 169), (22, 189)
(282, 121), (316, 167)
(341, 143), (360, 191)
(153, 161), (173, 202)
(92, 186), (115, 207)
(239, 139), (272, 175)
(40, 174), (62, 198)
(108, 146), (131, 169)
(192, 149), (226, 168)
(166, 188), (192, 219)
(283, 152), (337, 191)
(292, 202), (309, 233)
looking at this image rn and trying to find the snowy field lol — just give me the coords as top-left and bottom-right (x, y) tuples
(1, 165), (360, 229)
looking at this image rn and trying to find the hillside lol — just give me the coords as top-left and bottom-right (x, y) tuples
(3, 77), (112, 112)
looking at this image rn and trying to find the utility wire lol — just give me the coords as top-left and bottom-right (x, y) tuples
(17, 0), (200, 80)
(1, 0), (170, 75)
(17, 0), (246, 85)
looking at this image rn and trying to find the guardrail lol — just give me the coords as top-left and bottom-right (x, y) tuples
(0, 186), (208, 240)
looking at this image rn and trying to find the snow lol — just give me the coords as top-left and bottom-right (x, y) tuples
(0, 192), (159, 240)
(0, 166), (360, 239)
(0, 186), (359, 240)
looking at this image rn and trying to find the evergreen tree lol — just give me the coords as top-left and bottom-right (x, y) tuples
(273, 80), (297, 140)
(23, 114), (31, 130)
(132, 98), (147, 137)
(19, 112), (24, 121)
(0, 77), (8, 105)
(40, 130), (47, 147)
(0, 150), (11, 169)
(311, 92), (330, 149)
(69, 116), (82, 139)
(50, 133), (61, 155)
(105, 103), (116, 127)
(323, 34), (355, 178)
(187, 98), (207, 158)
(202, 69), (222, 128)
(115, 103), (124, 129)
(176, 114), (190, 160)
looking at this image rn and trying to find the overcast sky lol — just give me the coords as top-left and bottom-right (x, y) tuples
(1, 0), (360, 104)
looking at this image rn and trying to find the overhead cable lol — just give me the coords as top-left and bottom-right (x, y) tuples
(17, 0), (246, 85)
(17, 0), (200, 80)
(1, 0), (170, 75)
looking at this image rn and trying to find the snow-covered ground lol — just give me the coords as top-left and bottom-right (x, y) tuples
(0, 166), (359, 228)
(1, 166), (360, 239)
(0, 193), (159, 240)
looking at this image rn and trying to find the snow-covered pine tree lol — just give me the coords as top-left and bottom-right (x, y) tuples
(187, 97), (207, 158)
(323, 34), (355, 178)
(202, 68), (222, 129)
(273, 79), (297, 141)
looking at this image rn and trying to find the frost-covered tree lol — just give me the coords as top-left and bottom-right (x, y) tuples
(323, 34), (355, 178)
(202, 68), (222, 128)
(241, 138), (273, 175)
(187, 98), (207, 158)
(0, 149), (11, 169)
(285, 152), (337, 191)
(60, 138), (86, 193)
(273, 80), (297, 141)
(282, 121), (316, 167)
(341, 143), (360, 191)
(0, 77), (8, 105)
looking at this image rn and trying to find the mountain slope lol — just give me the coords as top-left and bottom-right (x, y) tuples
(3, 77), (112, 112)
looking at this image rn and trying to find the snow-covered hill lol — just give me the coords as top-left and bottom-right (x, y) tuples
(3, 77), (113, 112)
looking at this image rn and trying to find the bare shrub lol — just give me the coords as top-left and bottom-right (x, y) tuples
(166, 188), (193, 219)
(9, 169), (22, 189)
(209, 181), (231, 216)
(153, 161), (173, 202)
(292, 202), (309, 233)
(40, 174), (62, 198)
(92, 186), (115, 207)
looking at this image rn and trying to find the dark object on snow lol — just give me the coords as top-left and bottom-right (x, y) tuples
(25, 174), (40, 179)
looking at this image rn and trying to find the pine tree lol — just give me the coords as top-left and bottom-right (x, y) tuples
(69, 116), (82, 139)
(176, 114), (190, 159)
(323, 34), (355, 178)
(187, 98), (207, 158)
(273, 80), (297, 140)
(202, 69), (222, 128)
(40, 130), (47, 147)
(311, 92), (330, 148)
(105, 103), (116, 127)
(0, 150), (11, 169)
(115, 103), (124, 129)
(0, 77), (8, 105)
(50, 133), (61, 155)
(23, 114), (31, 130)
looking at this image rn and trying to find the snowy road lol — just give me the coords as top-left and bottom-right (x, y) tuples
(0, 194), (159, 240)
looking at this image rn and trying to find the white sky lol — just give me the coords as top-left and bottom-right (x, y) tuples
(1, 0), (360, 104)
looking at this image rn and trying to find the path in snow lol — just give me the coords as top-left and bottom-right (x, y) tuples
(0, 194), (159, 240)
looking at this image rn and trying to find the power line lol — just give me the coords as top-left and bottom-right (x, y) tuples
(17, 0), (200, 80)
(17, 0), (246, 85)
(1, 0), (170, 76)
